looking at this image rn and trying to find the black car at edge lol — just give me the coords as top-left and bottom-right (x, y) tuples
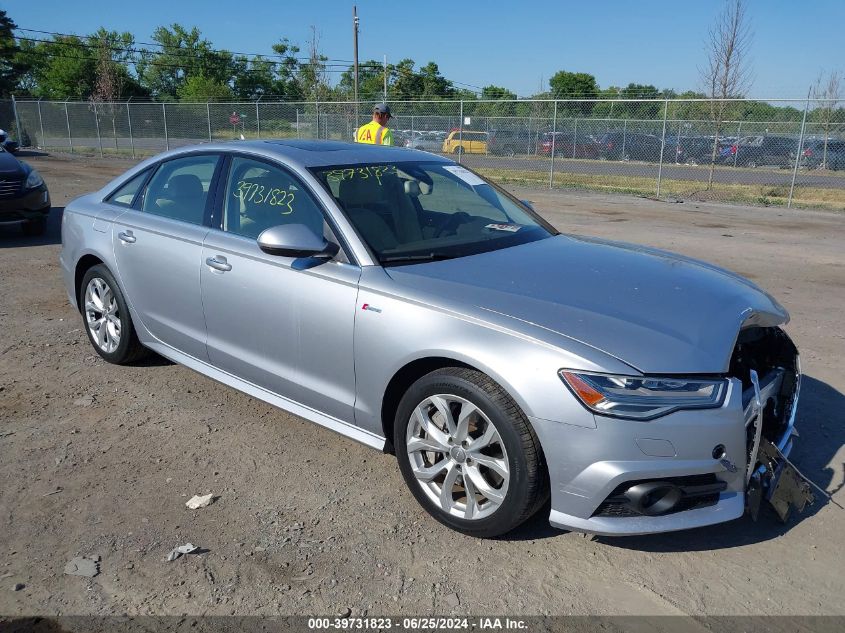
(0, 147), (51, 236)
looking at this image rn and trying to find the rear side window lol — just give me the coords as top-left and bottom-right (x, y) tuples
(106, 170), (148, 207)
(222, 156), (326, 239)
(141, 155), (219, 225)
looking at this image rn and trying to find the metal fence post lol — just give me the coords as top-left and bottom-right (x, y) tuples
(65, 101), (73, 154)
(788, 89), (811, 209)
(11, 95), (22, 145)
(93, 102), (103, 157)
(256, 98), (261, 138)
(656, 98), (669, 198)
(37, 99), (45, 149)
(162, 103), (169, 151)
(621, 119), (627, 159)
(458, 100), (463, 164)
(315, 100), (320, 139)
(126, 102), (135, 159)
(572, 117), (578, 159)
(296, 110), (300, 138)
(733, 120), (742, 167)
(549, 100), (557, 189)
(206, 102), (212, 141)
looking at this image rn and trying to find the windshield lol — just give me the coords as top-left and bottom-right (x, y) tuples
(311, 161), (556, 265)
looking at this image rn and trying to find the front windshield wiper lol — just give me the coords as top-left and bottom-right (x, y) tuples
(380, 252), (456, 265)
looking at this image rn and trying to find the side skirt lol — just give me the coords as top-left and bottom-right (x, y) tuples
(143, 340), (387, 451)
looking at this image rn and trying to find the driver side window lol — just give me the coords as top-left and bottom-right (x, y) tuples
(222, 157), (326, 240)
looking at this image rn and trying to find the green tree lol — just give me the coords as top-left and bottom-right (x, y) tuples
(549, 70), (598, 115)
(136, 24), (233, 99)
(0, 10), (25, 96)
(618, 83), (661, 119)
(177, 75), (234, 101)
(17, 35), (97, 99)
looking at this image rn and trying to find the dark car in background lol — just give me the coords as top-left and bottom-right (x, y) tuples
(722, 135), (796, 168)
(0, 146), (51, 236)
(487, 129), (541, 156)
(801, 138), (845, 170)
(666, 136), (722, 165)
(539, 132), (600, 159)
(597, 132), (662, 162)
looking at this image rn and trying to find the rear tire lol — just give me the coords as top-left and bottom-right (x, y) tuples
(80, 264), (148, 364)
(21, 216), (47, 236)
(394, 367), (548, 537)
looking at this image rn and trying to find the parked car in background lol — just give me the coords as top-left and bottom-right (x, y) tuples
(487, 130), (540, 156)
(0, 145), (51, 235)
(442, 130), (488, 155)
(0, 129), (20, 154)
(665, 136), (720, 165)
(801, 138), (845, 170)
(722, 135), (796, 168)
(539, 132), (600, 159)
(597, 132), (662, 162)
(60, 140), (810, 537)
(406, 132), (445, 152)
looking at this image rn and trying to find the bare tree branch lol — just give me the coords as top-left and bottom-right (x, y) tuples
(701, 0), (753, 189)
(812, 70), (842, 169)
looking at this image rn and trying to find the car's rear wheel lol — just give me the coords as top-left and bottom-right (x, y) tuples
(80, 265), (147, 364)
(394, 367), (548, 537)
(21, 216), (47, 236)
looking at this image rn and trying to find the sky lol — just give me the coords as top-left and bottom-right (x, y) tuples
(5, 0), (843, 100)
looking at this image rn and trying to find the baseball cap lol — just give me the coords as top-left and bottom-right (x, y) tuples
(373, 103), (392, 118)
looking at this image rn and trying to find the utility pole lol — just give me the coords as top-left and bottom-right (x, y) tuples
(353, 6), (359, 118)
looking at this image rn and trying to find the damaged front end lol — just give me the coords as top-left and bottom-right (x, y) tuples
(730, 326), (814, 522)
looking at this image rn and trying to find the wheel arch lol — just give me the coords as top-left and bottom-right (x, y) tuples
(379, 354), (534, 455)
(74, 253), (106, 312)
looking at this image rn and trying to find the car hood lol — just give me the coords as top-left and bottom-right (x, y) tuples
(0, 151), (25, 178)
(384, 234), (788, 374)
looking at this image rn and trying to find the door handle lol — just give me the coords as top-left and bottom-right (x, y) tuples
(205, 256), (232, 272)
(118, 230), (136, 244)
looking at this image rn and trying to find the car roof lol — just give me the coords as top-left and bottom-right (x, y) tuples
(159, 139), (451, 169)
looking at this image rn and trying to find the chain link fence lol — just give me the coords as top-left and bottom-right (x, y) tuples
(5, 98), (844, 210)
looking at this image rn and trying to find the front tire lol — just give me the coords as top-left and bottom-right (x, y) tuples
(80, 264), (148, 364)
(394, 368), (548, 537)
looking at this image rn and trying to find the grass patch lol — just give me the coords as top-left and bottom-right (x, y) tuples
(477, 167), (845, 212)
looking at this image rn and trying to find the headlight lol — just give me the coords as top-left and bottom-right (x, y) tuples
(25, 169), (44, 189)
(559, 371), (727, 421)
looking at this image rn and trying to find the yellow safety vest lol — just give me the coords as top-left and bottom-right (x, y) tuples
(355, 120), (393, 145)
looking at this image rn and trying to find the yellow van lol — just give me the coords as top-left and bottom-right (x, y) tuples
(442, 130), (488, 155)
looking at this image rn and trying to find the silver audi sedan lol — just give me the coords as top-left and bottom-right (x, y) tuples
(60, 140), (807, 537)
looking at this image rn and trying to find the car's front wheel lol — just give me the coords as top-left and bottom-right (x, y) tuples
(395, 368), (548, 537)
(80, 264), (148, 364)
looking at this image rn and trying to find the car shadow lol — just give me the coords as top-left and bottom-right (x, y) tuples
(500, 375), (844, 547)
(0, 206), (63, 247)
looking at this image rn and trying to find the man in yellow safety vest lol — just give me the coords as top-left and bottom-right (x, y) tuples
(355, 103), (394, 145)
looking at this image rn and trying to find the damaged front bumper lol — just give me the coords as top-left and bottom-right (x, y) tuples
(745, 365), (815, 522)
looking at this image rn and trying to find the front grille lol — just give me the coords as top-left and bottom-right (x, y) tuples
(0, 178), (23, 198)
(592, 474), (725, 518)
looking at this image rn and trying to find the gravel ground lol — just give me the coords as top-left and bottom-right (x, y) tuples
(0, 152), (843, 618)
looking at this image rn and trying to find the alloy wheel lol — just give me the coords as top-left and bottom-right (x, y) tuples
(405, 394), (509, 520)
(84, 277), (121, 354)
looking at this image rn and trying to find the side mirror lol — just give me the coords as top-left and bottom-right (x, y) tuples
(257, 224), (337, 259)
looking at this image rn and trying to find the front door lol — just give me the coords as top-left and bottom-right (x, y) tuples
(112, 153), (221, 360)
(200, 155), (360, 422)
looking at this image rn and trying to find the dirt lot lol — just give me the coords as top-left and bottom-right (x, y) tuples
(1, 152), (844, 618)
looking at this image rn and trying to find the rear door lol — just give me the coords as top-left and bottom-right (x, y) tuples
(112, 153), (222, 360)
(200, 155), (361, 421)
